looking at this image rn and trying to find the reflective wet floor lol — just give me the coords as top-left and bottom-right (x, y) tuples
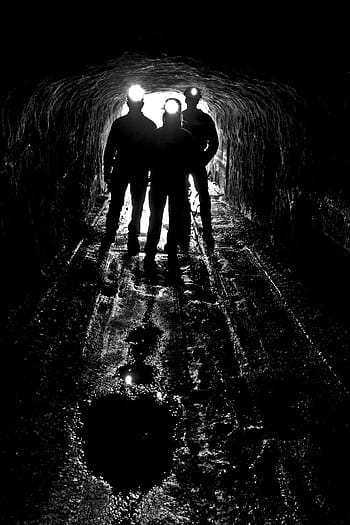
(1, 183), (350, 524)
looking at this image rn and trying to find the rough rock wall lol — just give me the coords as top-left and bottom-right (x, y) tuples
(211, 81), (311, 253)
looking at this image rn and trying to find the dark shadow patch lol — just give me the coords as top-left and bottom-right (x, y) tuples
(255, 373), (313, 437)
(82, 393), (176, 493)
(280, 230), (350, 329)
(100, 281), (119, 296)
(126, 323), (162, 358)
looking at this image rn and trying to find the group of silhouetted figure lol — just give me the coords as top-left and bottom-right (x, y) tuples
(99, 85), (219, 272)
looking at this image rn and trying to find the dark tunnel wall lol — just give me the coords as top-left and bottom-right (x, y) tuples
(0, 46), (348, 305)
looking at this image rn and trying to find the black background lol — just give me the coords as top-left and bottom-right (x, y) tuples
(1, 5), (348, 85)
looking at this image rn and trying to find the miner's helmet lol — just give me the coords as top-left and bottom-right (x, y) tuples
(163, 98), (182, 125)
(126, 84), (145, 108)
(164, 98), (182, 115)
(184, 86), (202, 101)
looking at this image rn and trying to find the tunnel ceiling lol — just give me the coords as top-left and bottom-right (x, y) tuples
(1, 10), (348, 199)
(2, 9), (347, 175)
(2, 12), (347, 157)
(8, 52), (305, 164)
(2, 13), (344, 209)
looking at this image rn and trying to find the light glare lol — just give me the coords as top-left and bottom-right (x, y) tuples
(164, 99), (180, 114)
(120, 91), (209, 126)
(128, 85), (145, 102)
(125, 374), (133, 385)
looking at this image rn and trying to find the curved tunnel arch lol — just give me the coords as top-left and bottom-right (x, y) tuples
(1, 52), (310, 291)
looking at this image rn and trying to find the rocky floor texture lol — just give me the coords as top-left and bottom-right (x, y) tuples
(1, 181), (350, 524)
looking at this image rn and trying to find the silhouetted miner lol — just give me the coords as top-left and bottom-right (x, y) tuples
(144, 98), (199, 272)
(182, 87), (219, 250)
(99, 85), (157, 258)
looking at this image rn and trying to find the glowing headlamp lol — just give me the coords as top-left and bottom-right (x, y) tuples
(184, 86), (201, 99)
(164, 98), (181, 115)
(127, 84), (145, 102)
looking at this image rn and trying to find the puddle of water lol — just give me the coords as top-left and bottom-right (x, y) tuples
(127, 323), (162, 346)
(81, 393), (176, 493)
(126, 323), (162, 359)
(118, 363), (154, 384)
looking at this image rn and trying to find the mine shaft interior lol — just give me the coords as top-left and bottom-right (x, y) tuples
(1, 20), (349, 525)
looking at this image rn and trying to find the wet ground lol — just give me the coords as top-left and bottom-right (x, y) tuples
(1, 181), (350, 524)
